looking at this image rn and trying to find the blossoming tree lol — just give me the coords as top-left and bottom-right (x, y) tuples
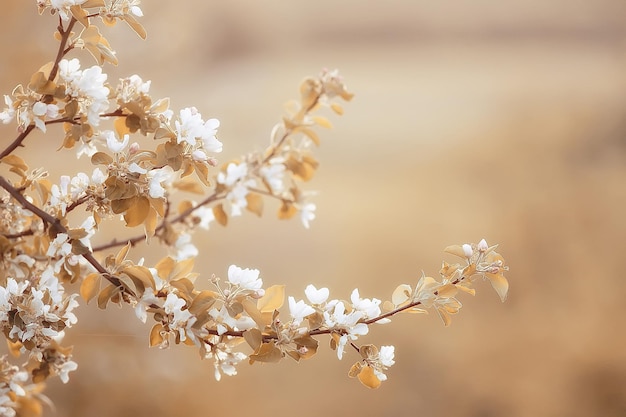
(0, 2), (509, 415)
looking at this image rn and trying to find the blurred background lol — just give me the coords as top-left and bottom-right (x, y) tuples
(1, 1), (626, 416)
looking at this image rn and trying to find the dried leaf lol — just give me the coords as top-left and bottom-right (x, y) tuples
(437, 283), (458, 298)
(241, 298), (269, 328)
(144, 206), (158, 238)
(244, 193), (263, 217)
(70, 4), (89, 27)
(80, 273), (101, 303)
(357, 365), (381, 389)
(243, 328), (263, 350)
(189, 290), (217, 315)
(297, 127), (320, 146)
(155, 256), (176, 280)
(90, 152), (113, 166)
(124, 265), (156, 290)
(249, 341), (283, 364)
(170, 258), (195, 281)
(123, 14), (147, 40)
(149, 323), (164, 347)
(391, 284), (412, 306)
(1, 155), (28, 172)
(114, 242), (131, 265)
(124, 196), (150, 227)
(256, 285), (285, 313)
(213, 204), (228, 226)
(114, 116), (131, 137)
(174, 179), (205, 195)
(444, 245), (466, 259)
(312, 115), (332, 129)
(330, 102), (344, 115)
(97, 284), (120, 309)
(348, 361), (363, 378)
(486, 273), (509, 302)
(110, 197), (134, 214)
(277, 201), (297, 220)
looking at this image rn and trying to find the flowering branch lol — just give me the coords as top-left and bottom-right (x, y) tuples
(0, 1), (510, 415)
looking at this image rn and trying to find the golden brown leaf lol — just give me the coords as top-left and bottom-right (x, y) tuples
(278, 201), (297, 220)
(149, 323), (164, 347)
(124, 196), (150, 227)
(189, 290), (217, 315)
(486, 272), (509, 302)
(243, 328), (263, 350)
(80, 273), (101, 303)
(257, 285), (285, 313)
(213, 203), (228, 226)
(249, 341), (283, 364)
(245, 193), (264, 217)
(97, 284), (120, 309)
(357, 365), (381, 389)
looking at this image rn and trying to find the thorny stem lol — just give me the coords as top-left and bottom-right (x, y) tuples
(0, 175), (134, 296)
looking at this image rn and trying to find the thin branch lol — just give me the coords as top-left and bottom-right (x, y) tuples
(0, 125), (35, 161)
(48, 17), (77, 83)
(92, 191), (226, 253)
(0, 175), (132, 295)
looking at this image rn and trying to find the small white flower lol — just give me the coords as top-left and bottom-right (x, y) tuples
(462, 243), (473, 258)
(379, 345), (395, 367)
(217, 162), (248, 187)
(193, 205), (215, 230)
(147, 166), (174, 198)
(227, 265), (263, 291)
(0, 95), (15, 124)
(305, 284), (329, 305)
(57, 359), (78, 384)
(173, 233), (198, 260)
(260, 162), (285, 193)
(104, 131), (129, 153)
(299, 203), (316, 228)
(288, 296), (315, 325)
(478, 238), (489, 251)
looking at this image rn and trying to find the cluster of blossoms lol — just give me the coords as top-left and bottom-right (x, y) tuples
(0, 2), (510, 415)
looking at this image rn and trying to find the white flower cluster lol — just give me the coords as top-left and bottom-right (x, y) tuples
(49, 169), (106, 216)
(0, 271), (78, 348)
(175, 107), (222, 162)
(58, 58), (110, 126)
(0, 358), (28, 417)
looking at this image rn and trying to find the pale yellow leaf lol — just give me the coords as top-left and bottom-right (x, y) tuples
(257, 285), (285, 313)
(80, 273), (101, 303)
(357, 366), (381, 389)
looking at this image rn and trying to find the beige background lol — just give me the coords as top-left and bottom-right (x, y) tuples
(1, 1), (626, 416)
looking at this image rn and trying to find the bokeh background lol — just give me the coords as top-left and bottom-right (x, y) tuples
(2, 1), (626, 416)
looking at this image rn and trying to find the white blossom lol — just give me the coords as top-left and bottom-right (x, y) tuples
(288, 296), (315, 325)
(227, 265), (262, 291)
(146, 166), (174, 198)
(305, 284), (329, 305)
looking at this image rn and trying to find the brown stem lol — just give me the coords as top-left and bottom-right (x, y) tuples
(48, 17), (77, 83)
(92, 191), (226, 252)
(262, 94), (322, 165)
(0, 18), (78, 162)
(0, 175), (132, 295)
(0, 125), (35, 161)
